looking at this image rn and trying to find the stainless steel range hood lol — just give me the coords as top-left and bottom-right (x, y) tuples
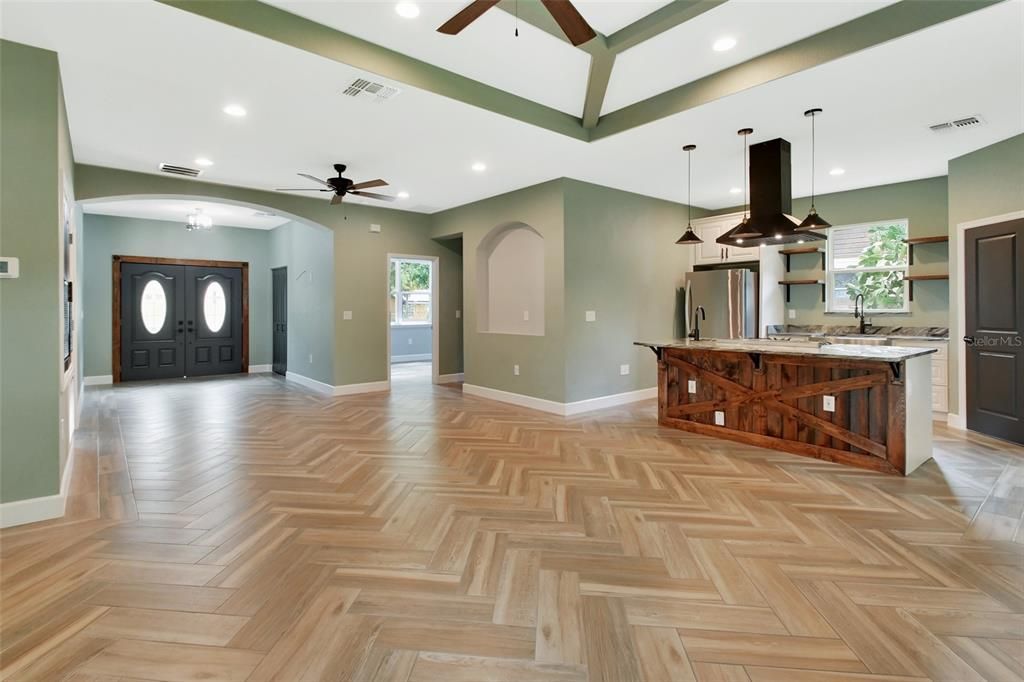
(717, 138), (826, 247)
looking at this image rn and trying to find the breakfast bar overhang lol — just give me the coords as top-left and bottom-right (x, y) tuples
(636, 339), (938, 475)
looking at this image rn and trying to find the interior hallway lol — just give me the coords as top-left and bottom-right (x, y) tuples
(1, 375), (1023, 681)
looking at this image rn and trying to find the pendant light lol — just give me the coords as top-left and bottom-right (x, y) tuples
(797, 107), (831, 230)
(720, 128), (760, 243)
(675, 144), (703, 245)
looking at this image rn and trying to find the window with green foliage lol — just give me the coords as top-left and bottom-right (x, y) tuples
(826, 220), (909, 313)
(389, 258), (432, 325)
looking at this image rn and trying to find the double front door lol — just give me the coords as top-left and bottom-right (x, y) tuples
(119, 260), (245, 381)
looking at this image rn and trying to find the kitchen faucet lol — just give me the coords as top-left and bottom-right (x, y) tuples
(689, 306), (706, 341)
(853, 293), (870, 334)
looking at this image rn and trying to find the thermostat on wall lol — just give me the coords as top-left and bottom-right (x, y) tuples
(0, 257), (19, 278)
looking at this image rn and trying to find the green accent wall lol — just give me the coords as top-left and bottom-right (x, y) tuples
(563, 179), (702, 402)
(80, 214), (276, 376)
(0, 41), (66, 503)
(268, 221), (335, 385)
(705, 176), (951, 327)
(948, 133), (1024, 416)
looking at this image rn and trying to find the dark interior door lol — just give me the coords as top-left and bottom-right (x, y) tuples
(120, 262), (186, 381)
(965, 218), (1024, 444)
(184, 265), (243, 377)
(272, 267), (288, 376)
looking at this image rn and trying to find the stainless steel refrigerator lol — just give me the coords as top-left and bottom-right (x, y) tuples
(682, 269), (757, 339)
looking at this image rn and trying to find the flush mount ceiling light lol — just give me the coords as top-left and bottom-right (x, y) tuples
(397, 191), (410, 199)
(797, 108), (831, 231)
(830, 167), (845, 176)
(471, 162), (487, 172)
(185, 208), (213, 232)
(713, 36), (737, 52)
(395, 2), (420, 18)
(222, 104), (247, 117)
(194, 157), (213, 167)
(676, 144), (703, 245)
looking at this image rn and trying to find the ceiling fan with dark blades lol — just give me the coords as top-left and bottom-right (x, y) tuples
(438, 0), (596, 47)
(275, 164), (394, 204)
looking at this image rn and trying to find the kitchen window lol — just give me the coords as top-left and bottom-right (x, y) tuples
(389, 257), (432, 325)
(826, 219), (909, 313)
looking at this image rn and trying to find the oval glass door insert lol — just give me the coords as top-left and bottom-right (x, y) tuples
(140, 280), (167, 334)
(203, 281), (227, 332)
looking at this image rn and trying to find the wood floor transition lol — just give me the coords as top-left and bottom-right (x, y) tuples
(1, 373), (1022, 681)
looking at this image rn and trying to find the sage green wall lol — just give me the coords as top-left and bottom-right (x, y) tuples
(80, 214), (275, 376)
(268, 221), (335, 385)
(431, 181), (566, 402)
(563, 179), (700, 402)
(948, 133), (1024, 417)
(705, 176), (950, 327)
(0, 41), (64, 503)
(74, 164), (463, 387)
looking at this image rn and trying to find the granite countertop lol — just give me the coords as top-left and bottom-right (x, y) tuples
(634, 338), (938, 361)
(765, 324), (949, 341)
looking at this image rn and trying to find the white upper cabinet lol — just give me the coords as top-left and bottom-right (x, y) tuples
(691, 213), (760, 265)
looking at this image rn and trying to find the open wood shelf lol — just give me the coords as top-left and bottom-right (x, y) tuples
(779, 247), (825, 272)
(903, 273), (949, 301)
(778, 279), (825, 303)
(903, 235), (949, 265)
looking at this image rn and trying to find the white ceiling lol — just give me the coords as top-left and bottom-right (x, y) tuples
(1, 0), (1021, 214)
(83, 199), (291, 230)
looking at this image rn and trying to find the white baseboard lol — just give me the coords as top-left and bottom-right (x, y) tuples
(437, 372), (464, 384)
(249, 364), (272, 373)
(463, 384), (657, 416)
(0, 438), (76, 529)
(391, 354), (432, 363)
(285, 372), (390, 397)
(83, 375), (112, 386)
(947, 412), (966, 429)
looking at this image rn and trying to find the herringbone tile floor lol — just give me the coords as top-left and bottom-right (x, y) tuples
(1, 373), (1023, 681)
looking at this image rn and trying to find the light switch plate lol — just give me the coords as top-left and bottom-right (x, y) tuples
(513, 364), (520, 376)
(688, 379), (697, 393)
(620, 364), (629, 375)
(408, 338), (413, 345)
(523, 310), (529, 321)
(343, 310), (353, 320)
(714, 411), (725, 426)
(788, 309), (796, 320)
(585, 310), (597, 322)
(823, 395), (836, 412)
(456, 310), (461, 319)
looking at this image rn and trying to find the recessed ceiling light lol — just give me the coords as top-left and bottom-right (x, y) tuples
(829, 167), (845, 176)
(712, 36), (737, 52)
(471, 162), (487, 172)
(397, 191), (410, 199)
(222, 104), (247, 117)
(729, 187), (742, 194)
(395, 1), (420, 18)
(194, 157), (214, 167)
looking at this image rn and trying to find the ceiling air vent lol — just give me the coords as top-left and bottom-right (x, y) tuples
(929, 115), (984, 133)
(252, 211), (277, 217)
(158, 163), (203, 178)
(342, 77), (400, 103)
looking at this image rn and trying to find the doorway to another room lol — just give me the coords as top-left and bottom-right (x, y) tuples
(271, 266), (287, 376)
(388, 254), (438, 387)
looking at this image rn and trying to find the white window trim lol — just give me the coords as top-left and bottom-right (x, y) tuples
(825, 219), (910, 314)
(391, 257), (433, 326)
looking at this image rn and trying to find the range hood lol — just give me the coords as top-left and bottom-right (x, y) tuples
(717, 138), (826, 247)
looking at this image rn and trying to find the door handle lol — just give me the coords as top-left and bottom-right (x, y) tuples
(963, 336), (976, 345)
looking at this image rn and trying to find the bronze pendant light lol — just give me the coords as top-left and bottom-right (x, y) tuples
(720, 128), (761, 243)
(797, 108), (831, 230)
(675, 144), (703, 245)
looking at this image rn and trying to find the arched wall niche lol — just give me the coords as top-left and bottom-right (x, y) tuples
(476, 221), (544, 336)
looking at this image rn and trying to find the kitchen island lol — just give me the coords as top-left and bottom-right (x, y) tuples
(636, 339), (937, 475)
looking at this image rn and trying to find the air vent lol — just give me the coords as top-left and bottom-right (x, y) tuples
(252, 211), (277, 217)
(158, 163), (202, 178)
(929, 115), (984, 133)
(342, 77), (400, 103)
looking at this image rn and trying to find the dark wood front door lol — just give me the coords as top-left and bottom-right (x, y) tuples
(117, 258), (247, 382)
(965, 218), (1024, 444)
(272, 266), (287, 376)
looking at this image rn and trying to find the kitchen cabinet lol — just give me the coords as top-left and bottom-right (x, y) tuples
(692, 213), (760, 265)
